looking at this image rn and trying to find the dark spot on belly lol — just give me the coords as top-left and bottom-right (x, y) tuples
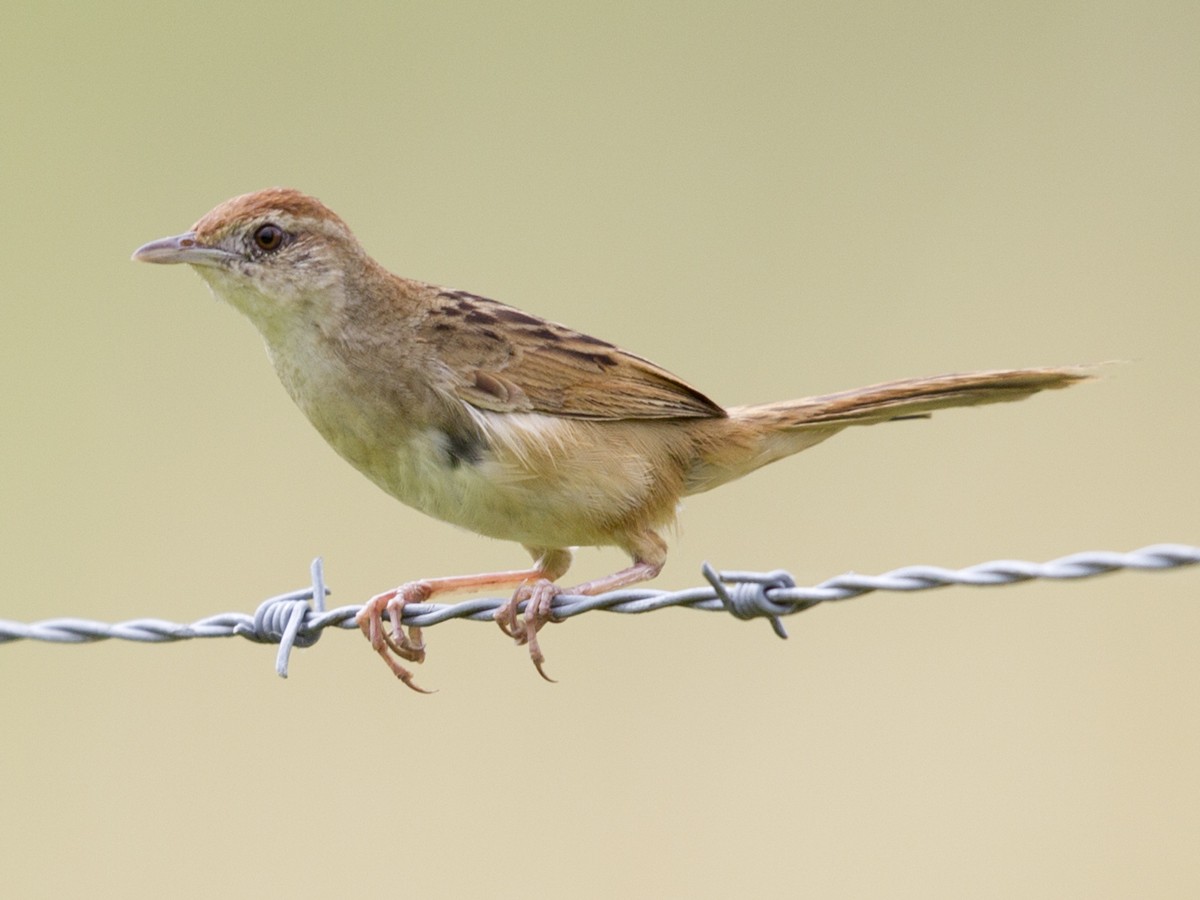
(440, 425), (484, 469)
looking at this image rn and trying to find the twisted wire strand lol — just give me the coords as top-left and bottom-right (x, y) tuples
(1, 544), (1195, 678)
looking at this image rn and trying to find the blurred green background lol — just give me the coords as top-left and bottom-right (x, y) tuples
(2, 2), (1197, 897)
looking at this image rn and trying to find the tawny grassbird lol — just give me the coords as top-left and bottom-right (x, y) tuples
(133, 188), (1088, 690)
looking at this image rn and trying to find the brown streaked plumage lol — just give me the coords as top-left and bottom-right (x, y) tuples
(133, 187), (1091, 690)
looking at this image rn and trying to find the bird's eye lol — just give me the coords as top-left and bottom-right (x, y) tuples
(252, 223), (286, 253)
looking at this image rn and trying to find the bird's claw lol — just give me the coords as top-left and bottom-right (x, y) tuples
(356, 582), (435, 693)
(495, 579), (561, 681)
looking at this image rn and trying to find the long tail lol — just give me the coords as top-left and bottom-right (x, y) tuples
(684, 367), (1091, 495)
(738, 367), (1091, 428)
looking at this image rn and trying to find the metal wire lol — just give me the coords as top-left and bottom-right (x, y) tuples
(1, 544), (1196, 678)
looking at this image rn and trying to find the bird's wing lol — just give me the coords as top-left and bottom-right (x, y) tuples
(420, 289), (725, 420)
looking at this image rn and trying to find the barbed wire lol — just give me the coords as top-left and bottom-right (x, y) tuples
(1, 543), (1196, 678)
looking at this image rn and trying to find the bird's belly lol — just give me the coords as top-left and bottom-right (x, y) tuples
(360, 415), (673, 550)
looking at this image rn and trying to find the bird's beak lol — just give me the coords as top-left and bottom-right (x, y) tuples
(131, 232), (233, 266)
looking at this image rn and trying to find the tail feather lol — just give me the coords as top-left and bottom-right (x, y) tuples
(731, 367), (1092, 429)
(684, 366), (1091, 496)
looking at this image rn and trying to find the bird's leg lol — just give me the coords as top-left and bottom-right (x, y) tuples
(505, 535), (666, 681)
(493, 548), (574, 640)
(357, 581), (436, 693)
(357, 562), (565, 692)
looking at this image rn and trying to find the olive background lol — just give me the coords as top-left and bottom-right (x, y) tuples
(2, 3), (1198, 898)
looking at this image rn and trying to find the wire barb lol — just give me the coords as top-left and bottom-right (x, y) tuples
(1, 543), (1195, 678)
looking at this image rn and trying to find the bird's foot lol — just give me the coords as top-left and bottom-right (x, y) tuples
(496, 578), (563, 682)
(356, 582), (435, 694)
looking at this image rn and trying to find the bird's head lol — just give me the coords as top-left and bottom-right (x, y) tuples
(133, 188), (367, 337)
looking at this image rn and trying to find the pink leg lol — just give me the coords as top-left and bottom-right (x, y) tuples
(493, 547), (573, 640)
(357, 563), (561, 692)
(505, 534), (667, 681)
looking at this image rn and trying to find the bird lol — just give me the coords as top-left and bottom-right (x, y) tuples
(133, 187), (1089, 691)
